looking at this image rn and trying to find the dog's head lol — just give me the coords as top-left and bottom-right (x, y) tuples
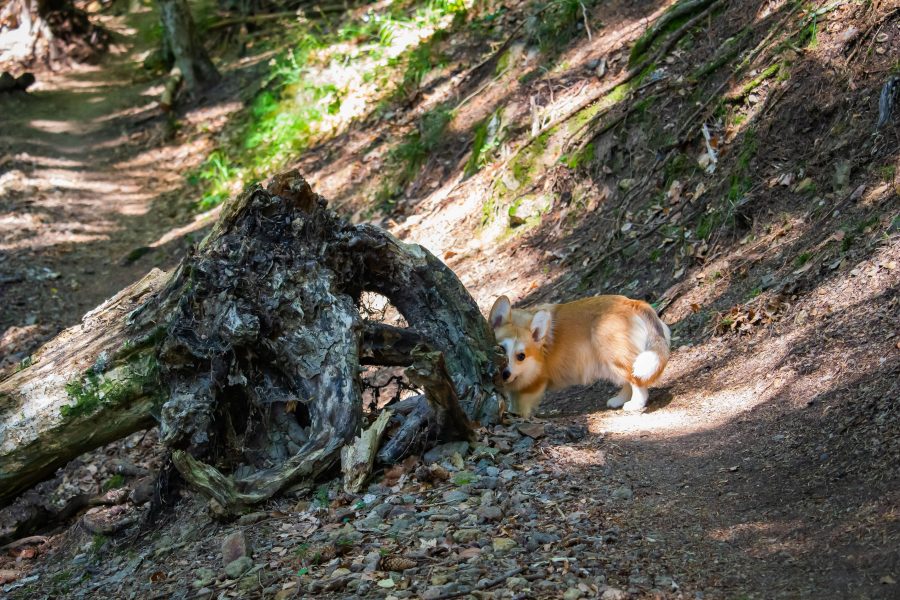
(488, 295), (551, 392)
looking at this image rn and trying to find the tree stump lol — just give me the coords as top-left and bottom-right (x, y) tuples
(0, 172), (502, 515)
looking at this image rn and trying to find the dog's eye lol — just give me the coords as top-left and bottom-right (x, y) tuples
(516, 352), (526, 362)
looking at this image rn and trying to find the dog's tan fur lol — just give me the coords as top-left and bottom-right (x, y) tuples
(489, 295), (671, 417)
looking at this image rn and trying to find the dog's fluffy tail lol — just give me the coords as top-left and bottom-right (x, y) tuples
(633, 350), (662, 380)
(631, 303), (671, 383)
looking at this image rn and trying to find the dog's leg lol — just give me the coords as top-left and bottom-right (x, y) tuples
(623, 384), (649, 412)
(606, 385), (632, 408)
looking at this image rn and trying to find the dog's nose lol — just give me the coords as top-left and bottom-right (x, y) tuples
(502, 369), (511, 380)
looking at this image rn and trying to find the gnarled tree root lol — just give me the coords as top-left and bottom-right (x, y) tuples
(0, 171), (502, 518)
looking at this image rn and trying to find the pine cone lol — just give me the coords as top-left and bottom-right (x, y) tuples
(381, 555), (417, 571)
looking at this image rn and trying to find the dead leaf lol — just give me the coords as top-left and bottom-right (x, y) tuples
(150, 571), (167, 583)
(516, 422), (546, 439)
(690, 303), (701, 313)
(880, 575), (896, 585)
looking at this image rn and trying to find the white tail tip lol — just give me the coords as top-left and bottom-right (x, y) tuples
(633, 351), (661, 380)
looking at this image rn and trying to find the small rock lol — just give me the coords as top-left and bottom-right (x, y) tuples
(611, 486), (633, 501)
(512, 437), (535, 452)
(222, 531), (250, 566)
(422, 587), (443, 600)
(453, 529), (481, 543)
(601, 587), (627, 600)
(506, 576), (527, 589)
(516, 423), (546, 439)
(363, 550), (381, 572)
(424, 441), (470, 464)
(500, 469), (517, 481)
(389, 518), (414, 534)
(492, 537), (517, 553)
(443, 490), (470, 504)
(224, 556), (253, 579)
(377, 577), (396, 588)
(477, 506), (503, 522)
(237, 511), (268, 526)
(476, 476), (499, 490)
(128, 477), (155, 506)
(485, 466), (500, 477)
(564, 587), (584, 600)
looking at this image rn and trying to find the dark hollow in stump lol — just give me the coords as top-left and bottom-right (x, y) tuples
(0, 171), (502, 515)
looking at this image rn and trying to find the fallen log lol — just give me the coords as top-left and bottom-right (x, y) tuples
(0, 171), (502, 514)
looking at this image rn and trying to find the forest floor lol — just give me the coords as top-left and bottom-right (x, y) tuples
(1, 0), (899, 599)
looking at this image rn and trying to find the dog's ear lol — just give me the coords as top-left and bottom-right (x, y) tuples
(530, 310), (552, 343)
(489, 296), (512, 329)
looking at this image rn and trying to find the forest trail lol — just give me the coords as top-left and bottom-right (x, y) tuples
(0, 7), (206, 373)
(1, 1), (898, 599)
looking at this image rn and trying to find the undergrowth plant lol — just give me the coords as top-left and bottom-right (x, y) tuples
(190, 0), (470, 211)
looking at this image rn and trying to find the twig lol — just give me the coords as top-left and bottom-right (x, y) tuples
(431, 566), (525, 599)
(581, 2), (592, 41)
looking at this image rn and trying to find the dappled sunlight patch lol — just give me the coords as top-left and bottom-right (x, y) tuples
(588, 383), (769, 438)
(542, 444), (607, 467)
(28, 119), (100, 135)
(708, 520), (810, 558)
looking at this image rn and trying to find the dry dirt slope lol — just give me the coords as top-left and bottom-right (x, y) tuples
(1, 0), (899, 598)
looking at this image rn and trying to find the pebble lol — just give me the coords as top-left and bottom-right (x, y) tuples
(221, 531), (250, 566)
(363, 550), (381, 572)
(477, 506), (503, 522)
(443, 490), (470, 504)
(223, 556), (253, 579)
(453, 528), (481, 543)
(601, 588), (627, 600)
(492, 537), (517, 553)
(424, 441), (470, 464)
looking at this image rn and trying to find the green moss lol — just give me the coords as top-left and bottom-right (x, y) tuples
(736, 63), (780, 100)
(560, 142), (595, 170)
(466, 109), (505, 177)
(511, 130), (551, 184)
(452, 470), (476, 485)
(60, 352), (160, 419)
(102, 474), (126, 492)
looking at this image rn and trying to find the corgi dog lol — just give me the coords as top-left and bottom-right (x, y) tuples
(489, 295), (670, 417)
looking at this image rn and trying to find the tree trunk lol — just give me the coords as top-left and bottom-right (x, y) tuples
(0, 171), (502, 514)
(158, 0), (220, 95)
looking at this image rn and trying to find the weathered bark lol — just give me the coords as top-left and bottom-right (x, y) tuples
(158, 0), (220, 94)
(0, 171), (501, 513)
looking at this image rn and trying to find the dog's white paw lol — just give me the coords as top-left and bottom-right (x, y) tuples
(607, 395), (627, 409)
(622, 399), (647, 413)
